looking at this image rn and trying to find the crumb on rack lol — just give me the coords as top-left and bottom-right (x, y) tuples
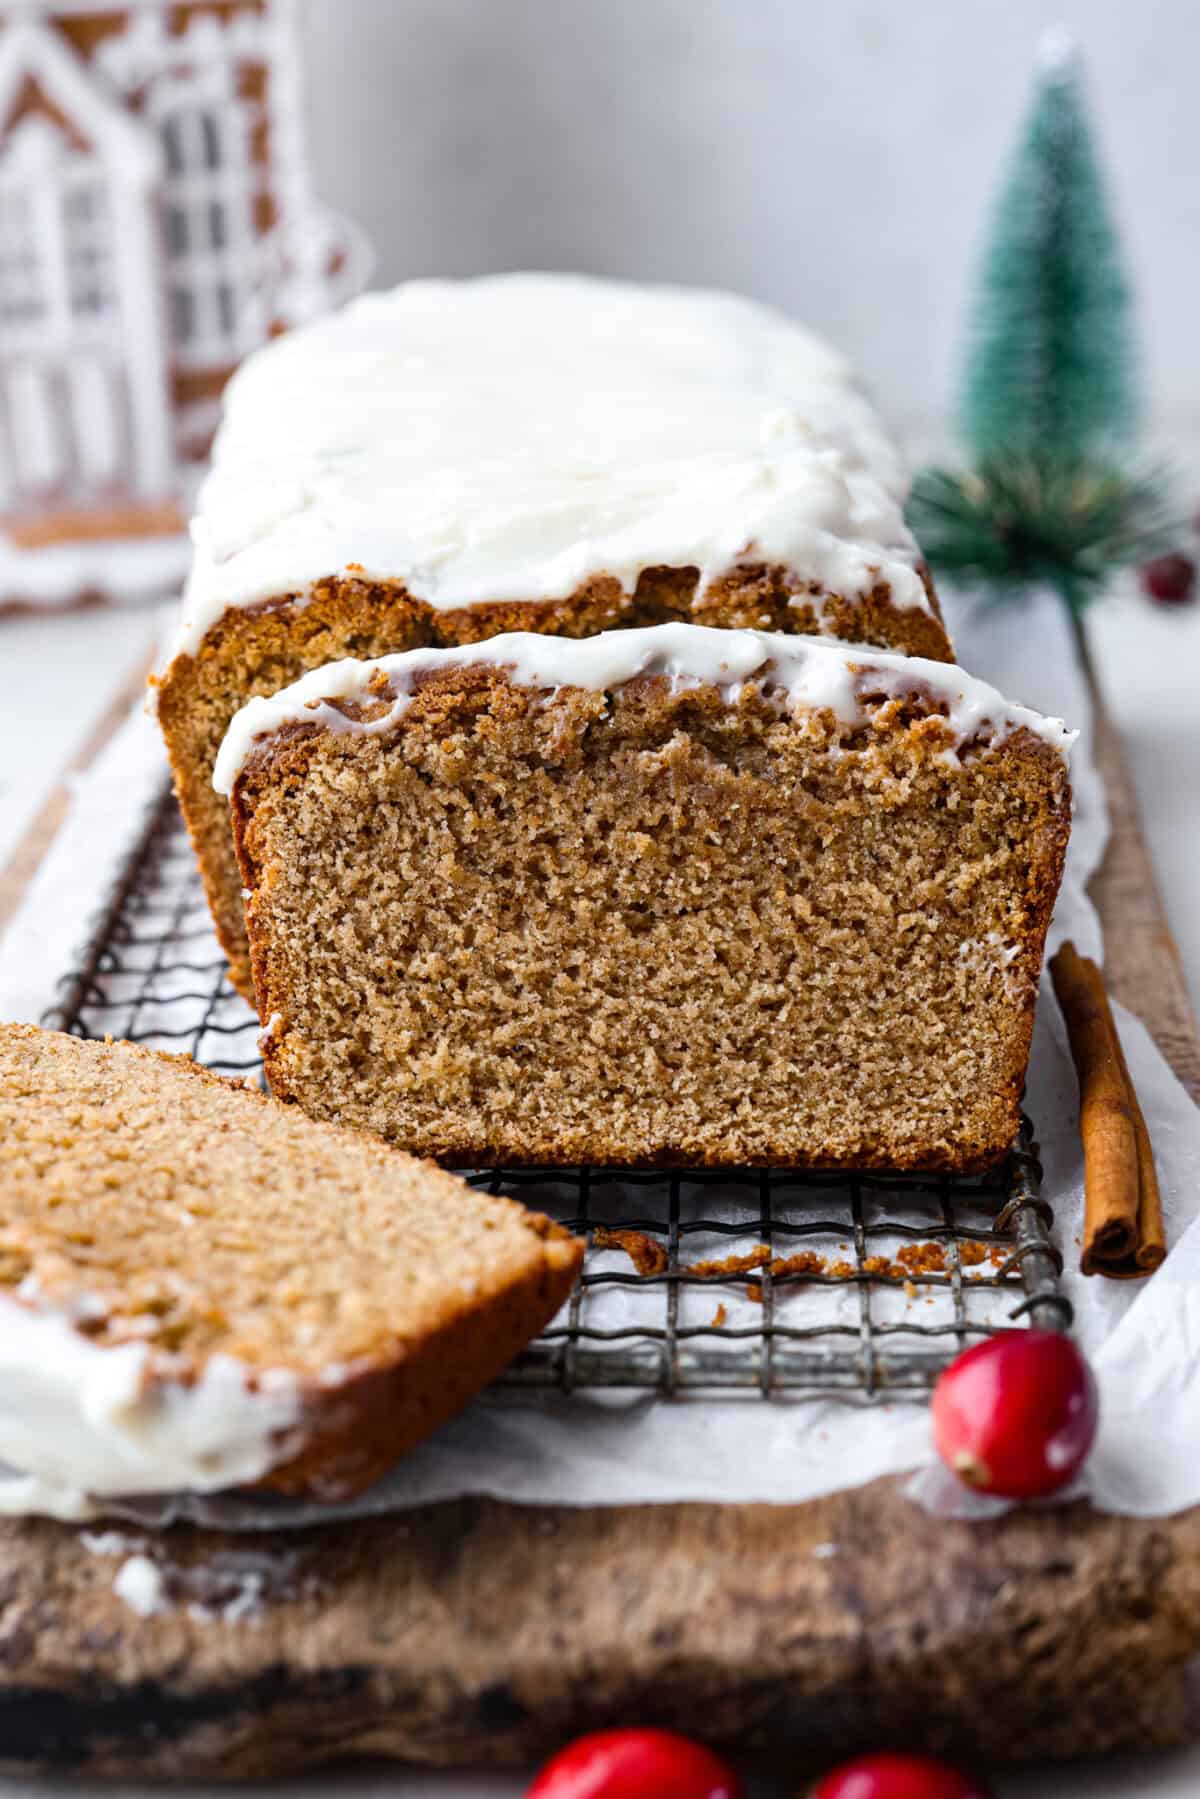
(591, 1225), (669, 1276)
(769, 1250), (827, 1279)
(895, 1242), (947, 1275)
(606, 1237), (1014, 1304)
(685, 1246), (771, 1278)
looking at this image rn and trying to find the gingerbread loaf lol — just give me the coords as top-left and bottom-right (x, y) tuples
(0, 1024), (581, 1516)
(220, 624), (1072, 1173)
(153, 273), (952, 997)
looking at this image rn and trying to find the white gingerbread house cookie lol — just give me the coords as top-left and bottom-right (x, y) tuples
(0, 1), (367, 611)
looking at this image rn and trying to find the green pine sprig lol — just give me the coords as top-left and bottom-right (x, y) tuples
(909, 452), (1178, 610)
(914, 43), (1178, 610)
(961, 43), (1137, 463)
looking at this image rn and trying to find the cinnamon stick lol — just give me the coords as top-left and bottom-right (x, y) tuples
(1108, 1015), (1167, 1272)
(1049, 941), (1166, 1278)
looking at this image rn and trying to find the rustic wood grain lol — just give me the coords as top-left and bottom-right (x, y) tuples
(1, 1488), (1197, 1779)
(1089, 680), (1200, 1099)
(0, 659), (1197, 1780)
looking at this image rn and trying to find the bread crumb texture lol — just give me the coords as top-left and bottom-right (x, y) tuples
(234, 666), (1069, 1173)
(155, 565), (951, 998)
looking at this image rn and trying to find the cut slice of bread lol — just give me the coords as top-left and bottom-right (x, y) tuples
(0, 1024), (581, 1510)
(224, 626), (1072, 1173)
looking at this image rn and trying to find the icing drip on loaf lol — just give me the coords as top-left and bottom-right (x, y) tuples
(174, 273), (932, 660)
(214, 623), (1074, 794)
(0, 1291), (303, 1521)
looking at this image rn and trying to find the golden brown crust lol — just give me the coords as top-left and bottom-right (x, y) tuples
(231, 670), (1069, 1175)
(154, 564), (953, 1000)
(0, 1023), (582, 1499)
(264, 1210), (578, 1498)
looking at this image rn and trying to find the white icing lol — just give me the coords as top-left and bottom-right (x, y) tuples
(958, 932), (1027, 1000)
(958, 932), (1022, 969)
(214, 622), (1075, 796)
(81, 1529), (142, 1557)
(171, 273), (931, 661)
(112, 1553), (167, 1618)
(0, 1295), (303, 1521)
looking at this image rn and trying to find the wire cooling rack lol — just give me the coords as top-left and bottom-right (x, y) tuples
(42, 780), (1072, 1401)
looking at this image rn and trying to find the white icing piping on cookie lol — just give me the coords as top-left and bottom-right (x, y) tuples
(0, 1294), (304, 1522)
(214, 622), (1074, 795)
(169, 273), (932, 662)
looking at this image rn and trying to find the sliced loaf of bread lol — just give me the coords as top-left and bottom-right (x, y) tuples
(222, 625), (1072, 1173)
(155, 275), (953, 1000)
(0, 1024), (581, 1515)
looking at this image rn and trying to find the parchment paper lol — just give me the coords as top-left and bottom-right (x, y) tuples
(2, 585), (1198, 1523)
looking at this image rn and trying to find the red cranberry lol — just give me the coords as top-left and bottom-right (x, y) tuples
(811, 1750), (990, 1797)
(932, 1330), (1098, 1500)
(525, 1727), (743, 1799)
(1140, 552), (1196, 603)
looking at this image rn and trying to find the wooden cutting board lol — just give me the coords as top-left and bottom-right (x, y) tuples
(0, 679), (1197, 1783)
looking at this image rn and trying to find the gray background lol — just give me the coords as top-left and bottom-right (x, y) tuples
(298, 0), (1198, 437)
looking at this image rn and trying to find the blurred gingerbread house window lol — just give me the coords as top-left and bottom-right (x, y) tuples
(149, 55), (265, 374)
(63, 177), (114, 319)
(0, 185), (44, 328)
(0, 1), (367, 610)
